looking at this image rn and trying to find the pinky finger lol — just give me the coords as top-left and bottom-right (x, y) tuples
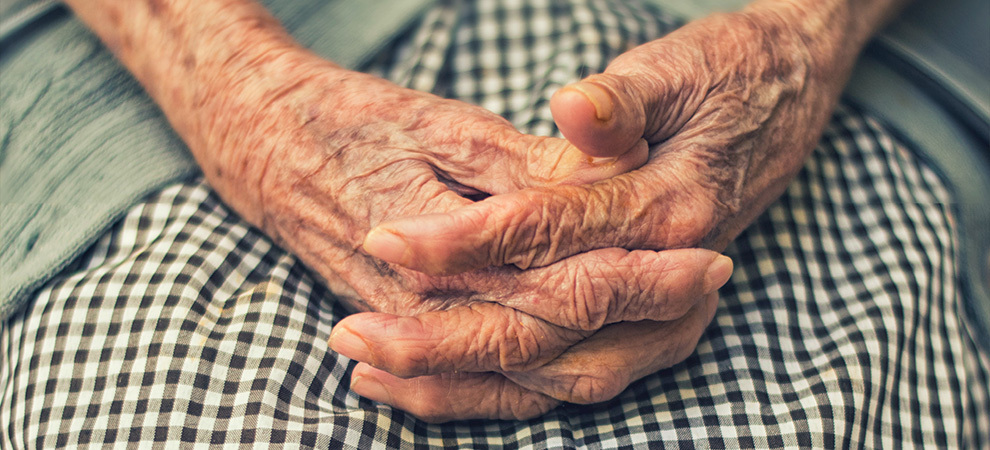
(349, 363), (560, 423)
(504, 292), (719, 405)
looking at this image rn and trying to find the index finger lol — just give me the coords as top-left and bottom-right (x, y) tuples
(363, 160), (717, 276)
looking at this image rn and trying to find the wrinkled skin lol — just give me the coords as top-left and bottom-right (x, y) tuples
(343, 2), (887, 421)
(195, 55), (733, 419)
(67, 0), (730, 421)
(65, 0), (729, 421)
(65, 0), (901, 423)
(361, 10), (837, 271)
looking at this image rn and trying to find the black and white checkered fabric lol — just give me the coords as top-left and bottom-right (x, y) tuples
(3, 0), (988, 447)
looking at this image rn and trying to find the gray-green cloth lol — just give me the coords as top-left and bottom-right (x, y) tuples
(0, 0), (435, 320)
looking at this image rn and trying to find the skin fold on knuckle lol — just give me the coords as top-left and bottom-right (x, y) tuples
(602, 252), (670, 323)
(495, 192), (559, 270)
(505, 349), (632, 405)
(483, 313), (557, 373)
(604, 177), (644, 231)
(357, 316), (434, 378)
(516, 253), (621, 331)
(498, 383), (560, 421)
(507, 185), (610, 271)
(564, 261), (613, 331)
(416, 303), (554, 374)
(550, 366), (628, 405)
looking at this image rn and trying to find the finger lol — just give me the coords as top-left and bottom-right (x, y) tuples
(512, 134), (650, 188)
(550, 41), (706, 158)
(328, 251), (730, 378)
(500, 248), (731, 330)
(550, 76), (648, 158)
(344, 294), (720, 419)
(404, 101), (647, 195)
(504, 292), (719, 404)
(362, 164), (717, 276)
(329, 302), (590, 378)
(438, 129), (648, 195)
(349, 364), (560, 423)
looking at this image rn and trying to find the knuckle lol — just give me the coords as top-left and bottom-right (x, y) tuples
(413, 403), (456, 424)
(566, 264), (612, 330)
(487, 313), (580, 372)
(524, 138), (569, 185)
(499, 193), (556, 269)
(501, 390), (559, 421)
(385, 351), (433, 379)
(598, 179), (647, 244)
(372, 315), (446, 378)
(606, 251), (661, 322)
(561, 367), (628, 404)
(492, 323), (549, 372)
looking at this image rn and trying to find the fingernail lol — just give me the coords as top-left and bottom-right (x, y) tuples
(568, 82), (614, 122)
(329, 328), (374, 363)
(352, 375), (393, 404)
(363, 227), (409, 265)
(703, 255), (733, 293)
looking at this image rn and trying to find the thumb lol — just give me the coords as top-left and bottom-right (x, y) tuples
(550, 73), (651, 158)
(551, 44), (706, 159)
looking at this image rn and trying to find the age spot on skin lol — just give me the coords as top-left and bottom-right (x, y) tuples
(108, 8), (121, 27)
(146, 0), (164, 17)
(182, 55), (196, 71)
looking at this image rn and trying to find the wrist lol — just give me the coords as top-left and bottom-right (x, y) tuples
(741, 0), (909, 88)
(193, 49), (339, 229)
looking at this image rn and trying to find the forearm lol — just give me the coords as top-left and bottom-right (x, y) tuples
(64, 0), (295, 146)
(61, 0), (346, 223)
(705, 0), (912, 249)
(744, 0), (911, 86)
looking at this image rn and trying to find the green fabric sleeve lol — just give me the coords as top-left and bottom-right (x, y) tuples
(0, 0), (435, 320)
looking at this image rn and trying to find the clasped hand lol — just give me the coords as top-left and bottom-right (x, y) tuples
(333, 8), (840, 421)
(197, 52), (730, 421)
(61, 0), (899, 426)
(199, 6), (831, 422)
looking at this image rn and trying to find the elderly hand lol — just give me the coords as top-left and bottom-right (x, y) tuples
(335, 290), (721, 422)
(207, 57), (734, 420)
(349, 0), (900, 421)
(63, 0), (733, 422)
(241, 57), (731, 420)
(361, 4), (851, 270)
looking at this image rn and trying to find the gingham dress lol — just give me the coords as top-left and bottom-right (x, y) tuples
(3, 0), (988, 448)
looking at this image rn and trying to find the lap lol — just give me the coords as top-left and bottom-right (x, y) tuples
(3, 0), (987, 447)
